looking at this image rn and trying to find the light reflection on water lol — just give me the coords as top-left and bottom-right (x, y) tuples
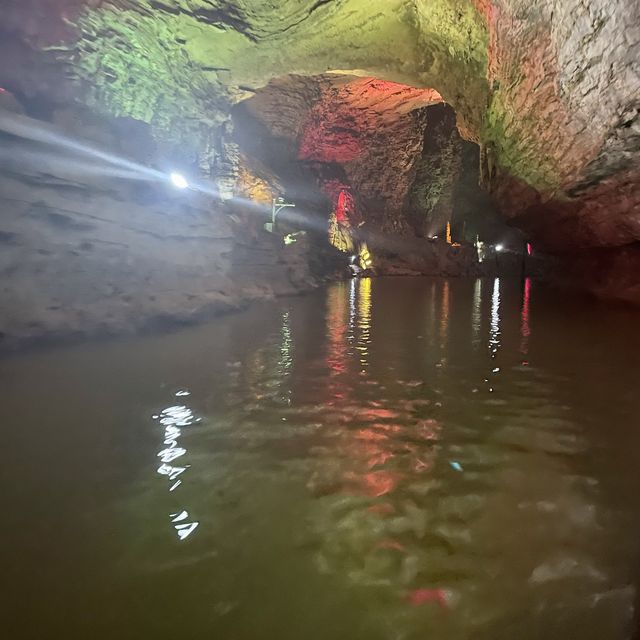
(357, 277), (372, 372)
(472, 277), (483, 349)
(520, 277), (532, 357)
(3, 277), (640, 640)
(440, 279), (450, 349)
(152, 398), (201, 539)
(489, 277), (501, 357)
(277, 310), (294, 406)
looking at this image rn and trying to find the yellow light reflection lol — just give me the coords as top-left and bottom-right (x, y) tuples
(440, 280), (450, 348)
(520, 277), (532, 356)
(357, 277), (372, 370)
(326, 282), (349, 381)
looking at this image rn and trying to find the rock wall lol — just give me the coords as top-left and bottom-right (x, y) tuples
(550, 244), (640, 306)
(406, 104), (462, 237)
(241, 75), (449, 232)
(0, 110), (329, 350)
(4, 0), (637, 257)
(241, 76), (505, 245)
(481, 0), (640, 252)
(296, 78), (442, 232)
(1, 0), (638, 305)
(453, 140), (510, 243)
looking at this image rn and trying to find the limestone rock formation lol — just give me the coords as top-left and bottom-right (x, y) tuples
(3, 0), (638, 251)
(0, 106), (330, 349)
(1, 0), (639, 304)
(406, 103), (462, 238)
(240, 75), (507, 251)
(243, 75), (445, 232)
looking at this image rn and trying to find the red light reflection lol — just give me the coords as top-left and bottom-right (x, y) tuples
(520, 277), (531, 355)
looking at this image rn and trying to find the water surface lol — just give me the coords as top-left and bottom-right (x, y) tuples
(2, 277), (640, 639)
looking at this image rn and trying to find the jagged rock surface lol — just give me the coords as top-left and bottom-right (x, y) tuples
(242, 76), (503, 244)
(406, 104), (462, 237)
(1, 0), (639, 306)
(2, 0), (638, 254)
(0, 111), (326, 349)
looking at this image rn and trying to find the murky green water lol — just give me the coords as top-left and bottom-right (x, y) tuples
(2, 277), (640, 639)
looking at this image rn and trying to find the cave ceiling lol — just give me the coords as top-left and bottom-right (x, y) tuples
(2, 0), (639, 250)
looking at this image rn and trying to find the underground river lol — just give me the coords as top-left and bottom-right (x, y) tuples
(2, 277), (640, 639)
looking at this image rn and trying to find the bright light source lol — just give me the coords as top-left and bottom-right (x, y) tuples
(495, 244), (504, 252)
(170, 172), (189, 189)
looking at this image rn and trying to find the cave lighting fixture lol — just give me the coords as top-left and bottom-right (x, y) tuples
(170, 172), (189, 189)
(495, 244), (504, 252)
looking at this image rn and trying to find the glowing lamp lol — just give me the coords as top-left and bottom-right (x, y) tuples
(170, 172), (189, 189)
(495, 244), (504, 252)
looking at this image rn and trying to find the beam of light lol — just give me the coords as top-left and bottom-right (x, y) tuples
(0, 111), (233, 202)
(0, 111), (337, 236)
(0, 145), (157, 181)
(157, 463), (189, 481)
(427, 280), (436, 349)
(0, 110), (165, 182)
(170, 172), (189, 189)
(170, 510), (189, 523)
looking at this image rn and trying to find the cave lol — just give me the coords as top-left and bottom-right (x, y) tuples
(1, 2), (640, 638)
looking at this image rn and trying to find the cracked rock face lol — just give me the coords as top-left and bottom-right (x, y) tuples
(481, 0), (640, 251)
(1, 0), (639, 254)
(240, 75), (463, 238)
(292, 77), (443, 232)
(240, 75), (505, 246)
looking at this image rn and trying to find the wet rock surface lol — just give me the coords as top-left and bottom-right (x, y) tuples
(0, 109), (330, 350)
